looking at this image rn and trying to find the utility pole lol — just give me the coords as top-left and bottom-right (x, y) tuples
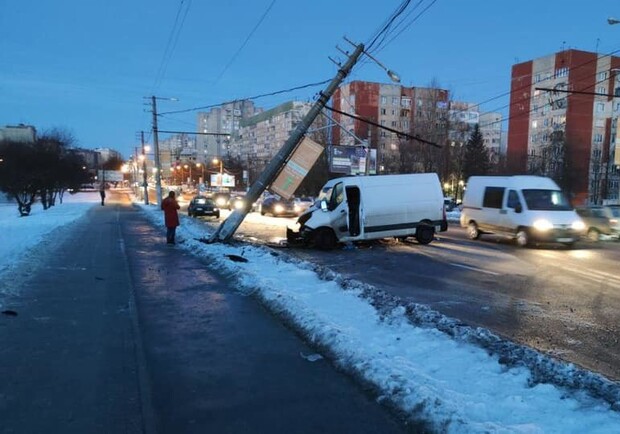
(141, 131), (149, 205)
(151, 96), (163, 207)
(210, 42), (365, 242)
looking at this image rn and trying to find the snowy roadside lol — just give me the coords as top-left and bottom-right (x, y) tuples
(0, 193), (98, 290)
(2, 194), (620, 432)
(140, 204), (620, 433)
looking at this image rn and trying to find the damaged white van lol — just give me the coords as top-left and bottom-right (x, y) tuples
(286, 173), (448, 249)
(460, 175), (585, 247)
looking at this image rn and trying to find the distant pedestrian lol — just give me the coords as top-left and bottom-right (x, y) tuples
(99, 183), (106, 206)
(161, 191), (180, 244)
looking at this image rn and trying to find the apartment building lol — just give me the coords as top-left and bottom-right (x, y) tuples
(0, 124), (37, 143)
(507, 49), (620, 205)
(196, 100), (261, 161)
(331, 81), (449, 173)
(234, 101), (312, 177)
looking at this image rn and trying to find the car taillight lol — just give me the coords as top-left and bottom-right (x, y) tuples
(610, 219), (618, 224)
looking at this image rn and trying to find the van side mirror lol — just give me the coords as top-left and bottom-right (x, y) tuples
(320, 200), (328, 212)
(514, 204), (523, 214)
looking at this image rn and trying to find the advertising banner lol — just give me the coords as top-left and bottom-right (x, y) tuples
(210, 173), (235, 188)
(329, 145), (376, 175)
(271, 137), (324, 199)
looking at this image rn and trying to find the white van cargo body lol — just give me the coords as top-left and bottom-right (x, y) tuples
(286, 173), (448, 249)
(460, 175), (586, 247)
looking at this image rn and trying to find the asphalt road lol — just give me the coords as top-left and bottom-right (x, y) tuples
(212, 210), (620, 382)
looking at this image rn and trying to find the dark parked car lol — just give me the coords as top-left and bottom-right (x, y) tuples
(259, 196), (300, 217)
(188, 196), (220, 218)
(575, 206), (620, 241)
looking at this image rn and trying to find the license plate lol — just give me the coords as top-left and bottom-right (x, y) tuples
(557, 237), (573, 242)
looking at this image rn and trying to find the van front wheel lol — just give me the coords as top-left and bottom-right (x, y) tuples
(416, 225), (435, 245)
(467, 222), (480, 240)
(312, 228), (338, 250)
(516, 229), (530, 247)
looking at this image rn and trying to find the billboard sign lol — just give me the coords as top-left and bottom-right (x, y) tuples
(330, 145), (376, 175)
(271, 137), (324, 199)
(210, 173), (235, 188)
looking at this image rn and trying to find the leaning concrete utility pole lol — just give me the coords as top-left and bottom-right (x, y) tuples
(210, 42), (365, 242)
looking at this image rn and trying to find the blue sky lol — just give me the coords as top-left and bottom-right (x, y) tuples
(2, 0), (620, 159)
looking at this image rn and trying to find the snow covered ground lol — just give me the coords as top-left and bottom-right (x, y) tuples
(2, 192), (620, 432)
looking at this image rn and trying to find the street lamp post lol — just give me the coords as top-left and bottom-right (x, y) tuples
(212, 158), (223, 189)
(196, 163), (205, 185)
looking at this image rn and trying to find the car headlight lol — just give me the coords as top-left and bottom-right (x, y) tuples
(274, 204), (284, 213)
(216, 197), (227, 207)
(533, 219), (553, 231)
(294, 205), (301, 212)
(572, 220), (586, 231)
(234, 200), (244, 210)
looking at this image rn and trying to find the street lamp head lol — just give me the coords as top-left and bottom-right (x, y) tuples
(386, 69), (401, 83)
(608, 17), (620, 25)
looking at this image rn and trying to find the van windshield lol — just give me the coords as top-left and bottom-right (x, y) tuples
(522, 189), (572, 211)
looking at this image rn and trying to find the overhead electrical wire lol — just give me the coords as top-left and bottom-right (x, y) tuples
(152, 0), (192, 91)
(212, 0), (277, 85)
(159, 78), (331, 115)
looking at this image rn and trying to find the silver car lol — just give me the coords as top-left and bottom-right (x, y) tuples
(575, 206), (620, 241)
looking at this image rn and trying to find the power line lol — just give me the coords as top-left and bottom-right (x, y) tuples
(371, 0), (438, 55)
(152, 0), (192, 91)
(159, 78), (331, 115)
(324, 104), (440, 148)
(212, 0), (277, 85)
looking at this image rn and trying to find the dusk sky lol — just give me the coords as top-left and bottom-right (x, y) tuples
(2, 0), (620, 158)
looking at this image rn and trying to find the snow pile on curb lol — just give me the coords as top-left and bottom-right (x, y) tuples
(142, 204), (620, 432)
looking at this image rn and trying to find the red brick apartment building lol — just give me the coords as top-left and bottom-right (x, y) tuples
(331, 81), (448, 173)
(507, 49), (620, 205)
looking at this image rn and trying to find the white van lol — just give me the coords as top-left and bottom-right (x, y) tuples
(286, 173), (447, 249)
(460, 175), (585, 247)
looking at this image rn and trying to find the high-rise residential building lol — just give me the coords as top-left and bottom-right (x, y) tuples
(331, 81), (449, 173)
(0, 124), (37, 143)
(196, 100), (261, 161)
(479, 112), (504, 160)
(507, 49), (620, 205)
(234, 101), (313, 181)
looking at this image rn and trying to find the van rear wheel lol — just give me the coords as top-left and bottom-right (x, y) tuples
(416, 225), (434, 245)
(467, 222), (480, 240)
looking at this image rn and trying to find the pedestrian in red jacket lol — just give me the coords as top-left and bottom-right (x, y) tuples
(161, 191), (180, 244)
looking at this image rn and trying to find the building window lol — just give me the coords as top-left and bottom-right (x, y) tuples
(594, 133), (603, 143)
(381, 108), (386, 115)
(532, 120), (538, 128)
(391, 109), (396, 116)
(381, 96), (387, 105)
(597, 86), (607, 95)
(535, 73), (542, 83)
(401, 97), (411, 107)
(555, 67), (568, 78)
(596, 103), (605, 113)
(391, 121), (397, 127)
(392, 97), (399, 106)
(598, 71), (608, 81)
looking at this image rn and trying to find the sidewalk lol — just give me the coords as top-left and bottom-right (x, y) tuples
(0, 194), (410, 433)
